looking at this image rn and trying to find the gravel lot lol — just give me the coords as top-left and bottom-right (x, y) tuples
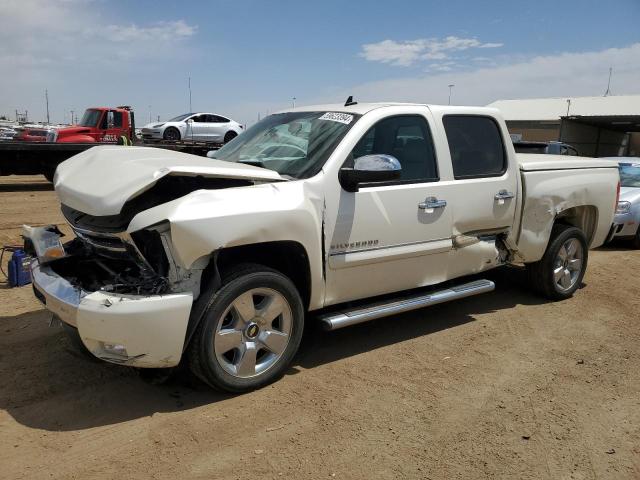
(0, 175), (638, 479)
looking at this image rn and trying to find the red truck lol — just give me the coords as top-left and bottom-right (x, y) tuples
(14, 106), (136, 144)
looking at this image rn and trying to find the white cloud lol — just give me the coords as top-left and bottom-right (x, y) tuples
(104, 20), (197, 43)
(360, 36), (503, 67)
(0, 0), (198, 69)
(324, 43), (640, 106)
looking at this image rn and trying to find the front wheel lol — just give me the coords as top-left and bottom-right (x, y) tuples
(526, 224), (588, 300)
(188, 265), (304, 392)
(163, 127), (181, 142)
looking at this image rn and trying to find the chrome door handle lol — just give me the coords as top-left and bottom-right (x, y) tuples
(418, 196), (447, 210)
(494, 189), (515, 201)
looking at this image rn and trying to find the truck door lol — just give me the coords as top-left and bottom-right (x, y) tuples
(101, 110), (124, 143)
(324, 112), (454, 305)
(435, 114), (518, 241)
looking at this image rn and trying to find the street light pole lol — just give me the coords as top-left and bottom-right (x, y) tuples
(188, 76), (192, 112)
(448, 84), (455, 105)
(292, 97), (296, 108)
(45, 89), (50, 124)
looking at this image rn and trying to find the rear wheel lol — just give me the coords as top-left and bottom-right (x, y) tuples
(223, 131), (237, 144)
(527, 224), (588, 300)
(188, 264), (304, 392)
(163, 127), (180, 142)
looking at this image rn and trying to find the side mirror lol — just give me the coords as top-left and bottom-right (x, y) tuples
(106, 111), (114, 129)
(339, 154), (401, 192)
(186, 118), (194, 124)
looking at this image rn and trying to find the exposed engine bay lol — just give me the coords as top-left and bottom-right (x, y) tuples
(49, 238), (170, 295)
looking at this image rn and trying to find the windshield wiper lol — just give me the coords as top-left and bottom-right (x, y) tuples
(237, 159), (266, 168)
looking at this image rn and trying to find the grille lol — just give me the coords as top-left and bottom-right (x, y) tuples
(75, 230), (128, 252)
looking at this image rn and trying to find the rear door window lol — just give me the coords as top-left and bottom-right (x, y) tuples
(443, 115), (506, 179)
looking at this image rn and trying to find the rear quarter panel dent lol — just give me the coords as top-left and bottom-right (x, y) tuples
(517, 168), (617, 262)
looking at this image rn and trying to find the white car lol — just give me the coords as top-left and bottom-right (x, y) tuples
(141, 112), (243, 143)
(28, 102), (618, 392)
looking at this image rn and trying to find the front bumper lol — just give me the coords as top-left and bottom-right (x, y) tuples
(32, 260), (193, 368)
(141, 128), (163, 140)
(610, 211), (639, 239)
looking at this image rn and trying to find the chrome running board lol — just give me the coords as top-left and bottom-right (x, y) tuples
(319, 279), (495, 331)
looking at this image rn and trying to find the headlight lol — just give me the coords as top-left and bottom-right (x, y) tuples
(616, 201), (631, 214)
(153, 123), (165, 128)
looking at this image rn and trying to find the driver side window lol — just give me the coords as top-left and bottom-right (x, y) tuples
(349, 115), (438, 182)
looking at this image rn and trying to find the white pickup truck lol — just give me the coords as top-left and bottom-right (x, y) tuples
(26, 102), (619, 392)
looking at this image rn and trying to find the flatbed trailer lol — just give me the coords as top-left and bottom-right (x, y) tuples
(0, 141), (220, 181)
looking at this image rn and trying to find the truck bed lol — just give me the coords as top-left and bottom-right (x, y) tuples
(517, 153), (618, 171)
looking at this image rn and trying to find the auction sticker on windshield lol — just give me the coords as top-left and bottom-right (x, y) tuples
(319, 112), (354, 125)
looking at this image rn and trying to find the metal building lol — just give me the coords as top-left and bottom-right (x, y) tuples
(487, 95), (640, 157)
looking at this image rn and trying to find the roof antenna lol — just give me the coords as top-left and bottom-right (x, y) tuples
(344, 95), (357, 107)
(604, 67), (613, 96)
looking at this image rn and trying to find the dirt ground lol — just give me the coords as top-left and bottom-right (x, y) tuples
(0, 175), (638, 480)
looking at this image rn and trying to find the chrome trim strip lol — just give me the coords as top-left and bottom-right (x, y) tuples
(329, 237), (451, 256)
(318, 279), (495, 330)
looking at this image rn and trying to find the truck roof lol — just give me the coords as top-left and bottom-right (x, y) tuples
(278, 102), (502, 116)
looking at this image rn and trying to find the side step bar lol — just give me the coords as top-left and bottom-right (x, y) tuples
(318, 279), (495, 331)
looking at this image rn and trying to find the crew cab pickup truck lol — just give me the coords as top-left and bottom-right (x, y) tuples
(25, 102), (619, 392)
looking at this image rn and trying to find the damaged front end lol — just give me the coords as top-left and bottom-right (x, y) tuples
(26, 218), (197, 368)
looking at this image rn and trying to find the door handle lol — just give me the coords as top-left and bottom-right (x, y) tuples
(418, 196), (447, 210)
(494, 189), (515, 202)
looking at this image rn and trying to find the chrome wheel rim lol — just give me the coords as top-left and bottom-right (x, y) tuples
(214, 288), (292, 379)
(554, 238), (583, 292)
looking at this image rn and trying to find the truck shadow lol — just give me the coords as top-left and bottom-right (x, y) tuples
(0, 180), (53, 192)
(0, 266), (547, 431)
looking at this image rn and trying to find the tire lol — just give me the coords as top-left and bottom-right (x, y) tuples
(43, 167), (56, 183)
(526, 224), (588, 300)
(223, 131), (237, 144)
(188, 264), (304, 393)
(631, 226), (640, 249)
(163, 127), (181, 142)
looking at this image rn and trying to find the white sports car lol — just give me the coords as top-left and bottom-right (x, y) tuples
(141, 112), (244, 143)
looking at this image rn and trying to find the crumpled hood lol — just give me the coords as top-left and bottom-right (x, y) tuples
(54, 145), (284, 216)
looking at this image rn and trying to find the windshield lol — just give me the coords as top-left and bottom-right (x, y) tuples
(168, 113), (194, 122)
(79, 109), (102, 127)
(211, 111), (359, 179)
(619, 163), (640, 188)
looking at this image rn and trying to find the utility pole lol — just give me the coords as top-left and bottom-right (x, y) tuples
(45, 89), (50, 124)
(604, 67), (613, 96)
(188, 76), (192, 112)
(148, 105), (152, 123)
(70, 110), (75, 125)
(448, 84), (455, 105)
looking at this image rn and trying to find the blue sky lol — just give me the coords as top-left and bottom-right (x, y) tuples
(1, 0), (639, 125)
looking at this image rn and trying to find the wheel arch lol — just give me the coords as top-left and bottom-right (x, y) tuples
(554, 205), (598, 247)
(182, 240), (312, 351)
